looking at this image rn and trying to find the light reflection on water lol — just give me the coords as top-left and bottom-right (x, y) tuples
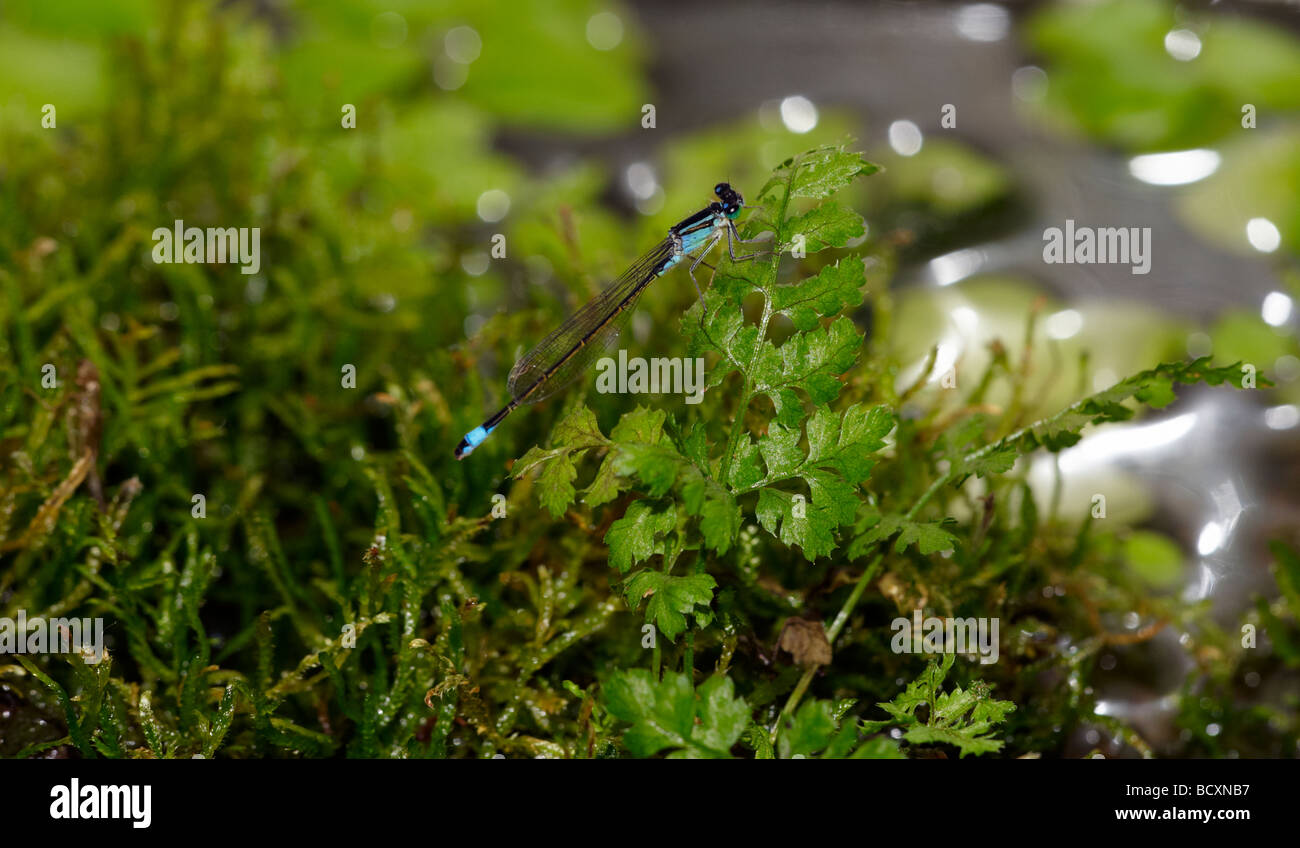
(1127, 149), (1221, 186)
(896, 265), (1294, 749)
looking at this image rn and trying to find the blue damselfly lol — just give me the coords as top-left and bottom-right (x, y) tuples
(455, 182), (761, 459)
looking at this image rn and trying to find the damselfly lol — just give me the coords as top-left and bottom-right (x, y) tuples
(455, 182), (762, 459)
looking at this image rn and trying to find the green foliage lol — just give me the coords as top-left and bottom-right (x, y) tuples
(603, 671), (748, 758)
(513, 146), (895, 650)
(854, 514), (961, 557)
(498, 143), (1276, 760)
(1, 1), (1294, 761)
(1123, 531), (1183, 589)
(1025, 0), (1300, 151)
(861, 654), (1015, 758)
(521, 146), (889, 571)
(1170, 542), (1300, 756)
(623, 570), (715, 641)
(1272, 541), (1300, 619)
(775, 698), (904, 759)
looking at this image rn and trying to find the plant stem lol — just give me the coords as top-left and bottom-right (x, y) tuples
(904, 474), (949, 521)
(718, 163), (797, 485)
(771, 552), (883, 746)
(825, 553), (884, 643)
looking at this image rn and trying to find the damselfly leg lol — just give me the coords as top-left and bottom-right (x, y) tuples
(727, 220), (772, 263)
(687, 234), (724, 314)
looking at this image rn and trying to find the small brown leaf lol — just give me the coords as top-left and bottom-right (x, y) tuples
(778, 617), (832, 667)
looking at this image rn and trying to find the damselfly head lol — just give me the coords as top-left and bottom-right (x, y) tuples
(714, 182), (744, 219)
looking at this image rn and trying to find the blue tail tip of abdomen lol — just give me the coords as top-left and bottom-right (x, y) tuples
(455, 425), (492, 460)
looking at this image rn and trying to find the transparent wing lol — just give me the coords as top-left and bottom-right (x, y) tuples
(508, 239), (674, 405)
